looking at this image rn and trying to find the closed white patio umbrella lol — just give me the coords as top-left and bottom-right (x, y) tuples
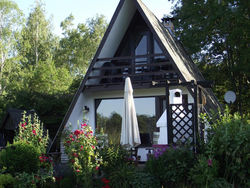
(120, 77), (141, 148)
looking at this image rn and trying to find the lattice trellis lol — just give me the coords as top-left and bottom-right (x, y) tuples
(170, 104), (194, 144)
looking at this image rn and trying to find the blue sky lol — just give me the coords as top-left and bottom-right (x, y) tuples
(15, 0), (173, 36)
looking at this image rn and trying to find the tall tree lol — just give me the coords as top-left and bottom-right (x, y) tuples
(17, 0), (72, 94)
(18, 0), (57, 67)
(0, 0), (23, 96)
(55, 14), (108, 76)
(170, 0), (250, 113)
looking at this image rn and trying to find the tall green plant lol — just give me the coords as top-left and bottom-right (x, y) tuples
(145, 146), (194, 187)
(205, 111), (250, 186)
(14, 111), (49, 154)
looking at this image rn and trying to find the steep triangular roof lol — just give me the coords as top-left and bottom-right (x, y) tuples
(0, 109), (36, 131)
(48, 0), (221, 152)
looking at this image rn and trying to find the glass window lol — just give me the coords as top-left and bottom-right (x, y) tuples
(135, 34), (148, 73)
(154, 39), (166, 62)
(96, 97), (156, 146)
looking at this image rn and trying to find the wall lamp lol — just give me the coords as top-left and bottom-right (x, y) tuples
(83, 106), (89, 113)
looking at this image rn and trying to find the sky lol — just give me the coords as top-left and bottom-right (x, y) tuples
(15, 0), (174, 36)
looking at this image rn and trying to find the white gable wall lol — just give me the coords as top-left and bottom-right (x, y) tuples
(98, 0), (136, 59)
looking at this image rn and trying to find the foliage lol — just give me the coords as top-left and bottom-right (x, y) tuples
(0, 173), (15, 188)
(108, 163), (136, 188)
(170, 0), (250, 114)
(107, 165), (160, 188)
(63, 122), (101, 187)
(17, 0), (56, 67)
(14, 112), (49, 154)
(99, 144), (129, 175)
(205, 111), (250, 186)
(15, 171), (55, 188)
(145, 145), (194, 187)
(189, 155), (219, 187)
(130, 171), (161, 188)
(55, 14), (107, 75)
(0, 141), (41, 174)
(0, 0), (23, 96)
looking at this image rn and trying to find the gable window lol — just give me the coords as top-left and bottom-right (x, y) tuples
(135, 32), (148, 74)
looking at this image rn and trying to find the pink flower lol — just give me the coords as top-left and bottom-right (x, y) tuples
(76, 169), (80, 173)
(32, 129), (37, 135)
(91, 145), (95, 149)
(208, 159), (212, 166)
(81, 123), (87, 128)
(69, 134), (73, 138)
(96, 166), (99, 170)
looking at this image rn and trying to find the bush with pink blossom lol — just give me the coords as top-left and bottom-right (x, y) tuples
(63, 122), (101, 187)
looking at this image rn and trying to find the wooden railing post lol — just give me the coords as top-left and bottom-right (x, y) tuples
(165, 81), (172, 144)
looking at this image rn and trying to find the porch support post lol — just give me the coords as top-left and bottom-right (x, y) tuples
(165, 81), (172, 144)
(193, 80), (198, 153)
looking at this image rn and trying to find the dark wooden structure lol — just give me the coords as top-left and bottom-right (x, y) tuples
(0, 109), (36, 147)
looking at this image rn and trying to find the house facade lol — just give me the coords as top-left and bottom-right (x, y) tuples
(49, 0), (221, 161)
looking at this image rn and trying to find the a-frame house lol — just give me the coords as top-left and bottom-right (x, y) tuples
(49, 0), (221, 161)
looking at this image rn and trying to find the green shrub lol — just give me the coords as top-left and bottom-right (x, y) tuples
(14, 171), (55, 188)
(99, 144), (129, 175)
(0, 141), (40, 174)
(206, 111), (250, 186)
(0, 173), (15, 188)
(130, 171), (161, 188)
(145, 145), (194, 187)
(109, 163), (135, 188)
(189, 155), (219, 187)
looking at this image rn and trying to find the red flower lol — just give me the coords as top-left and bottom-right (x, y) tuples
(32, 129), (37, 135)
(73, 152), (78, 157)
(95, 166), (99, 170)
(74, 129), (81, 137)
(102, 178), (110, 184)
(76, 169), (80, 173)
(91, 145), (95, 149)
(80, 145), (84, 151)
(69, 134), (73, 138)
